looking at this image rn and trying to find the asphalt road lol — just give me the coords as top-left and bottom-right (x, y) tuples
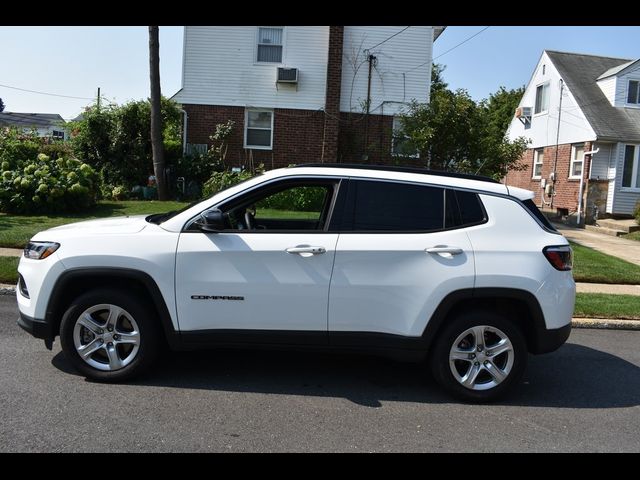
(1, 295), (639, 452)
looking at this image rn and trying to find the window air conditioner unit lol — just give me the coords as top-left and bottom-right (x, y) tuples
(515, 106), (532, 118)
(277, 67), (298, 83)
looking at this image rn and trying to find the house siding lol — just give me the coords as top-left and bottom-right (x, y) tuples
(340, 26), (433, 116)
(507, 52), (596, 147)
(596, 77), (616, 105)
(614, 63), (640, 107)
(589, 142), (613, 180)
(611, 142), (640, 214)
(174, 26), (330, 111)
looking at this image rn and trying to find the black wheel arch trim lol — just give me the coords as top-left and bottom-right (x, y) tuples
(422, 287), (565, 355)
(45, 267), (180, 349)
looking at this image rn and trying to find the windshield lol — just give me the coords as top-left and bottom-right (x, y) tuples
(145, 172), (264, 225)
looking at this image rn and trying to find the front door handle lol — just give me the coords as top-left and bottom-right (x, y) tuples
(286, 246), (326, 255)
(425, 246), (464, 256)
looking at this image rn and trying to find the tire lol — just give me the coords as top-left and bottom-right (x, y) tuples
(430, 311), (527, 403)
(59, 288), (161, 382)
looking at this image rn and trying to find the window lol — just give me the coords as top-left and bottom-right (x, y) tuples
(257, 27), (283, 63)
(622, 145), (640, 189)
(445, 189), (486, 228)
(224, 182), (335, 231)
(627, 80), (640, 105)
(52, 130), (64, 140)
(244, 109), (273, 149)
(522, 199), (558, 232)
(533, 149), (544, 178)
(534, 83), (550, 114)
(570, 144), (584, 179)
(391, 117), (419, 157)
(347, 180), (444, 231)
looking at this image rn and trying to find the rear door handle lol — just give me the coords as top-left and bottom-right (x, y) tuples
(286, 246), (326, 255)
(425, 246), (463, 255)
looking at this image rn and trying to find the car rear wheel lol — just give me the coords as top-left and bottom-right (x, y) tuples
(431, 311), (527, 402)
(59, 288), (160, 382)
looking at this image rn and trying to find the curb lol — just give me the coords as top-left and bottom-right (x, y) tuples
(0, 284), (15, 296)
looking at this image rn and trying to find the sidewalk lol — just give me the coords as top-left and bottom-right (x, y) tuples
(555, 223), (640, 266)
(576, 282), (640, 295)
(0, 248), (21, 257)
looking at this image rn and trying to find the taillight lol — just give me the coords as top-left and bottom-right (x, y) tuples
(543, 245), (573, 271)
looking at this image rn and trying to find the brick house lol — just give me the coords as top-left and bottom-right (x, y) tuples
(505, 50), (640, 224)
(171, 26), (445, 170)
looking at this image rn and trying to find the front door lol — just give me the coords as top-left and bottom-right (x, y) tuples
(175, 178), (341, 339)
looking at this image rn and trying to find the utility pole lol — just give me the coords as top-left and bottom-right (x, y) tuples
(551, 79), (563, 209)
(97, 87), (101, 111)
(363, 52), (376, 161)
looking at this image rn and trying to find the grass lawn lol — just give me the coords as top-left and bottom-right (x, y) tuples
(571, 241), (640, 285)
(622, 231), (640, 242)
(256, 208), (319, 220)
(0, 200), (188, 249)
(0, 256), (19, 284)
(574, 292), (640, 319)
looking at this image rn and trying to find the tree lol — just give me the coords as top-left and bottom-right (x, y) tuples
(398, 67), (528, 179)
(149, 26), (168, 200)
(430, 63), (448, 95)
(0, 98), (5, 112)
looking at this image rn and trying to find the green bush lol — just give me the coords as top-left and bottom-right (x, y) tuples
(0, 153), (99, 213)
(635, 201), (640, 224)
(202, 169), (256, 198)
(0, 128), (41, 170)
(258, 186), (326, 211)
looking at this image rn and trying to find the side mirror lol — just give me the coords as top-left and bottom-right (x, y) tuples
(197, 208), (225, 233)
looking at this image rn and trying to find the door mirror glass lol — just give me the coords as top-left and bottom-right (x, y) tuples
(197, 208), (225, 233)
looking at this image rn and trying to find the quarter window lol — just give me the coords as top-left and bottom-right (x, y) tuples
(347, 180), (445, 231)
(533, 149), (544, 178)
(244, 109), (273, 149)
(622, 145), (640, 189)
(534, 83), (550, 114)
(570, 145), (584, 179)
(627, 80), (640, 105)
(257, 27), (283, 63)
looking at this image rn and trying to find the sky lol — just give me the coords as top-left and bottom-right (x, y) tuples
(1, 26), (640, 120)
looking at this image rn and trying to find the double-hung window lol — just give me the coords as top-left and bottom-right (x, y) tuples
(534, 83), (550, 114)
(622, 145), (640, 189)
(244, 109), (273, 149)
(569, 144), (584, 179)
(533, 149), (544, 178)
(627, 80), (640, 105)
(256, 27), (283, 63)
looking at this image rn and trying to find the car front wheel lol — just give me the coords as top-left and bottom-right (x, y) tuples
(59, 288), (160, 382)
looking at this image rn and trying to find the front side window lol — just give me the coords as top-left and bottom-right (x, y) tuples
(627, 80), (640, 105)
(534, 83), (550, 114)
(391, 117), (419, 157)
(244, 109), (273, 149)
(257, 27), (283, 63)
(223, 182), (335, 231)
(346, 180), (444, 232)
(622, 144), (640, 189)
(533, 149), (544, 178)
(570, 144), (584, 178)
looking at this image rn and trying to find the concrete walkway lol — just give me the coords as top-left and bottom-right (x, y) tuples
(0, 248), (21, 257)
(556, 223), (640, 266)
(576, 282), (640, 295)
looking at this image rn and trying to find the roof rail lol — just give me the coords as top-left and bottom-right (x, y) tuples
(289, 163), (500, 184)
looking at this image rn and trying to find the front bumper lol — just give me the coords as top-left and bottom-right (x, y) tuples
(17, 311), (55, 349)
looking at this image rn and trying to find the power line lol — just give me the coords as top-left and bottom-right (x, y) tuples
(403, 26), (491, 74)
(0, 83), (94, 100)
(366, 26), (411, 51)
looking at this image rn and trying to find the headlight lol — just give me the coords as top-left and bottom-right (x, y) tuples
(23, 241), (60, 260)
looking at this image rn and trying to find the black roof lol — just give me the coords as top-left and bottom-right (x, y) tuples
(290, 163), (500, 184)
(0, 112), (65, 129)
(546, 50), (640, 142)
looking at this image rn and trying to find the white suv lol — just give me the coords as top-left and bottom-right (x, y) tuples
(16, 165), (575, 402)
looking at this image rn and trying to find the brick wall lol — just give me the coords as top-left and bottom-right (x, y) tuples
(504, 142), (592, 213)
(322, 26), (344, 163)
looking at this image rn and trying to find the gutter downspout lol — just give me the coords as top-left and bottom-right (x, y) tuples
(180, 109), (188, 155)
(577, 147), (599, 226)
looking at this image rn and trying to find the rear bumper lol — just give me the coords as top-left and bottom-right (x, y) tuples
(532, 322), (571, 354)
(17, 311), (55, 341)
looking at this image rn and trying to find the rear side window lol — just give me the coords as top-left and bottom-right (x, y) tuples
(522, 199), (558, 232)
(445, 189), (486, 228)
(346, 180), (445, 231)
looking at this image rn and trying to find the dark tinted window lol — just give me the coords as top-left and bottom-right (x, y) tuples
(522, 199), (558, 232)
(456, 190), (486, 226)
(350, 180), (444, 231)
